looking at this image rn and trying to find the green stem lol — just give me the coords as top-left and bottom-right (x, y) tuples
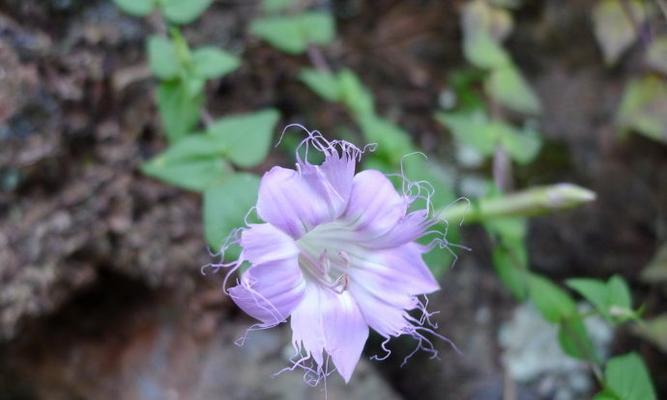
(438, 183), (596, 224)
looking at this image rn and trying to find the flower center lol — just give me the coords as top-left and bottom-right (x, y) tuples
(296, 221), (357, 293)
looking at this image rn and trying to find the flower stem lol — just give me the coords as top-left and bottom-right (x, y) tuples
(438, 183), (596, 224)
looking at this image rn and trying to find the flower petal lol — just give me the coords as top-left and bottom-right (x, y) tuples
(290, 285), (368, 382)
(318, 150), (355, 203)
(241, 223), (299, 265)
(256, 160), (354, 238)
(290, 285), (325, 367)
(348, 281), (413, 338)
(364, 209), (435, 249)
(229, 259), (306, 326)
(346, 244), (439, 338)
(323, 290), (369, 382)
(343, 170), (408, 237)
(349, 243), (440, 298)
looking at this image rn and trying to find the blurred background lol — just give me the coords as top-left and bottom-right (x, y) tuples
(1, 0), (666, 399)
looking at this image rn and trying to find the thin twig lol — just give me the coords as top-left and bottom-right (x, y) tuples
(201, 109), (215, 127)
(148, 10), (168, 36)
(489, 99), (512, 192)
(307, 45), (332, 73)
(591, 363), (604, 385)
(493, 146), (513, 193)
(619, 0), (651, 45)
(502, 372), (517, 400)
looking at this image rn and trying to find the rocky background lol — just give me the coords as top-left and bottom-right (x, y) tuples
(1, 1), (666, 399)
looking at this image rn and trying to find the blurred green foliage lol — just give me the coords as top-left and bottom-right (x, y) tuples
(592, 0), (651, 66)
(251, 13), (335, 54)
(617, 76), (667, 144)
(567, 276), (639, 323)
(436, 1), (659, 397)
(115, 0), (276, 255)
(113, 0), (213, 24)
(113, 0), (662, 396)
(436, 111), (542, 164)
(646, 37), (667, 74)
(142, 110), (279, 192)
(592, 0), (667, 144)
(203, 174), (261, 250)
(594, 353), (656, 400)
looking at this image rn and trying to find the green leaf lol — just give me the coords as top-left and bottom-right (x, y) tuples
(299, 68), (341, 102)
(183, 75), (206, 97)
(435, 111), (498, 156)
(640, 243), (667, 285)
(632, 314), (667, 353)
(592, 393), (618, 400)
(566, 275), (634, 322)
(566, 278), (609, 315)
(250, 17), (302, 54)
(486, 217), (528, 299)
(463, 32), (511, 70)
(592, 0), (648, 66)
(601, 353), (656, 400)
(484, 216), (526, 241)
(617, 76), (667, 144)
(114, 0), (154, 16)
(299, 68), (376, 119)
(339, 69), (375, 118)
(147, 35), (180, 80)
(156, 80), (204, 142)
(461, 0), (514, 42)
(262, 0), (296, 13)
(203, 173), (260, 250)
(646, 36), (667, 74)
(357, 114), (414, 165)
(300, 12), (336, 45)
(250, 12), (335, 54)
(558, 317), (597, 361)
(485, 65), (541, 114)
(607, 275), (632, 310)
(141, 135), (232, 191)
(499, 125), (542, 164)
(447, 69), (487, 112)
(529, 274), (577, 323)
(207, 109), (280, 168)
(161, 0), (213, 24)
(492, 245), (529, 299)
(191, 47), (240, 79)
(460, 0), (513, 69)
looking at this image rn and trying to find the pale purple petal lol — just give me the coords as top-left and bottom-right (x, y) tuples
(290, 285), (368, 382)
(290, 285), (325, 367)
(364, 209), (435, 249)
(322, 290), (368, 382)
(346, 245), (439, 339)
(348, 243), (440, 297)
(343, 170), (408, 237)
(240, 223), (299, 265)
(229, 259), (306, 326)
(256, 157), (354, 238)
(318, 150), (355, 202)
(347, 281), (413, 338)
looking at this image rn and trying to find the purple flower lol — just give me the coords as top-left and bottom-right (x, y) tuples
(221, 127), (448, 383)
